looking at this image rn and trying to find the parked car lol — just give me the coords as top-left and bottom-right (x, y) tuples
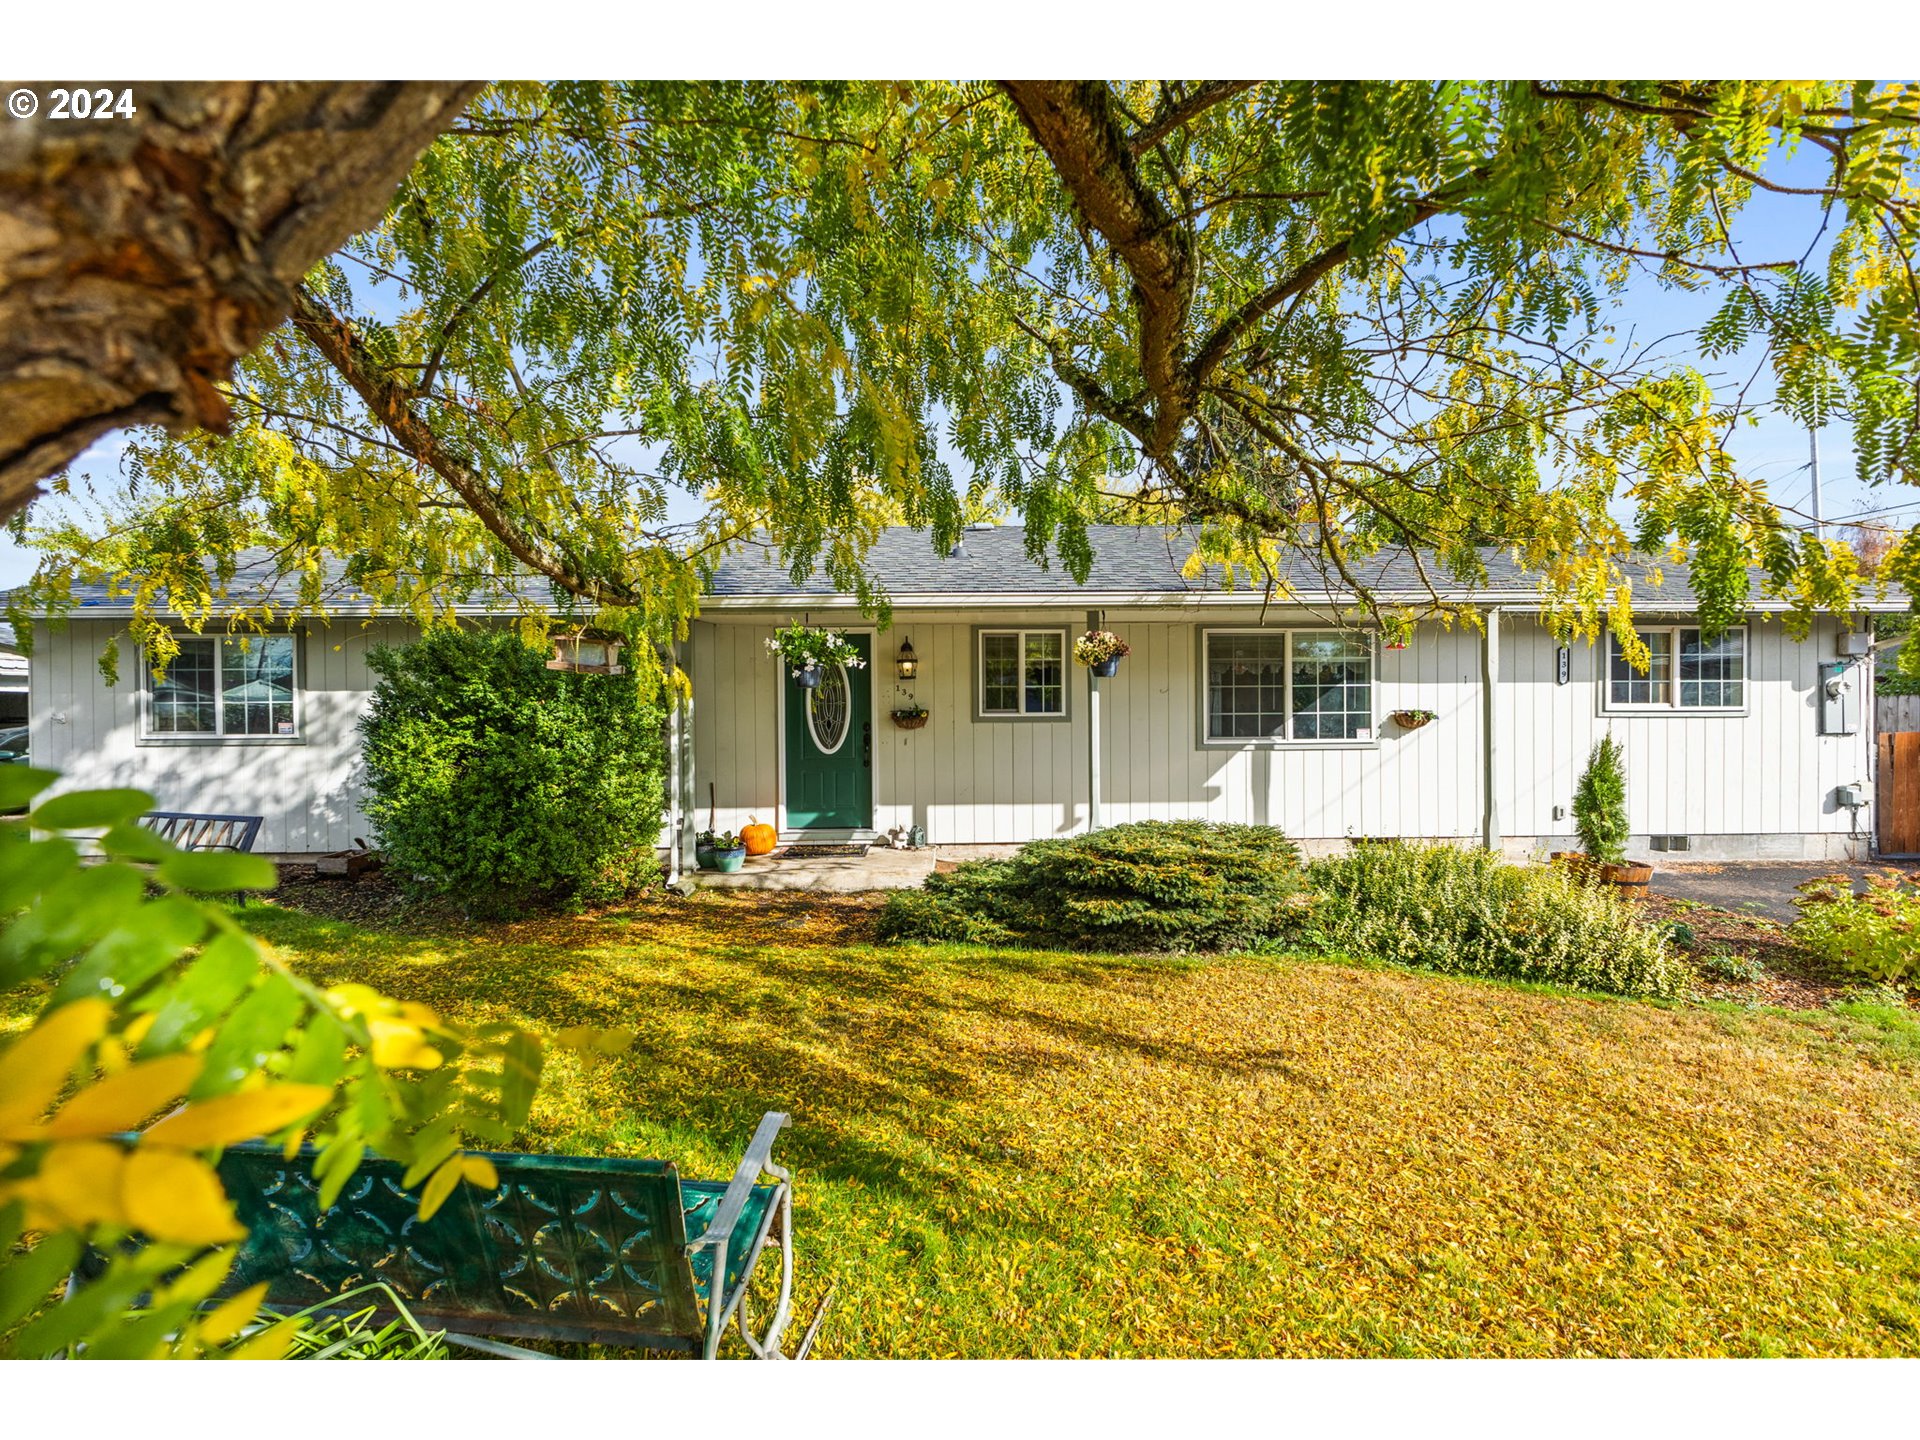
(0, 726), (28, 764)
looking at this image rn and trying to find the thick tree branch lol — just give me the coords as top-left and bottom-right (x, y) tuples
(1129, 81), (1258, 155)
(0, 81), (480, 524)
(288, 284), (636, 607)
(998, 80), (1197, 457)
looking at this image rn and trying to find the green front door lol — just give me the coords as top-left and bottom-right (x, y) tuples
(783, 635), (872, 830)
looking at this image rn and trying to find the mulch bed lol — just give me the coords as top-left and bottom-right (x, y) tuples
(263, 864), (1895, 1013)
(1634, 891), (1861, 1010)
(262, 862), (887, 945)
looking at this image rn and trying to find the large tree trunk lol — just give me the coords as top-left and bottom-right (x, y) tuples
(0, 81), (479, 524)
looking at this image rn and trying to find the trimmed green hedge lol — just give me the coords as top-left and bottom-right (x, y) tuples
(878, 821), (1307, 953)
(361, 628), (665, 917)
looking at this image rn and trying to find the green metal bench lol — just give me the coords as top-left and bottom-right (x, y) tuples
(187, 1112), (812, 1359)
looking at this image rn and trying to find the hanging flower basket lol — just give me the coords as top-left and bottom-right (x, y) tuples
(892, 706), (930, 731)
(767, 623), (866, 684)
(1392, 709), (1436, 730)
(1074, 630), (1131, 677)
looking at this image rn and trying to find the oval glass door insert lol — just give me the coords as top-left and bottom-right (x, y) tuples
(807, 663), (850, 754)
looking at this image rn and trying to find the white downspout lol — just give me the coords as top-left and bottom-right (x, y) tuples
(1087, 608), (1102, 834)
(1482, 606), (1502, 853)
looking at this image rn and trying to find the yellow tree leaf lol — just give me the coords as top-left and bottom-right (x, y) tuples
(142, 1085), (330, 1149)
(367, 1019), (443, 1070)
(32, 1054), (203, 1140)
(459, 1155), (499, 1189)
(0, 999), (112, 1132)
(196, 1282), (269, 1347)
(121, 1149), (243, 1245)
(6, 1140), (130, 1230)
(418, 1154), (464, 1222)
(226, 1313), (301, 1360)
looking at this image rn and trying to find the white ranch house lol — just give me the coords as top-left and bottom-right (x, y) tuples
(13, 527), (1901, 864)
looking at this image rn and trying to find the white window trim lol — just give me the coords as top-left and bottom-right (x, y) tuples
(1602, 624), (1749, 716)
(1198, 627), (1378, 748)
(137, 632), (306, 746)
(974, 626), (1069, 721)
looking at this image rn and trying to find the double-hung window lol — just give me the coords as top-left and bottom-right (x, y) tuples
(143, 634), (300, 740)
(976, 628), (1066, 718)
(1202, 629), (1374, 743)
(1606, 626), (1745, 712)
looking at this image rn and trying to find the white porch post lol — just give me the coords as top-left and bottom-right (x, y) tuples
(675, 639), (697, 884)
(1481, 606), (1502, 853)
(665, 687), (682, 887)
(1087, 608), (1102, 833)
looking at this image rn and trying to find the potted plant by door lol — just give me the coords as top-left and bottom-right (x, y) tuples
(767, 623), (867, 688)
(1074, 629), (1131, 678)
(1571, 734), (1652, 898)
(700, 830), (747, 873)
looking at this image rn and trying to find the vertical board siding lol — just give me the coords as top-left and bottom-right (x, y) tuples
(695, 608), (1870, 848)
(1497, 615), (1868, 844)
(696, 609), (1487, 844)
(28, 617), (412, 854)
(29, 605), (1870, 856)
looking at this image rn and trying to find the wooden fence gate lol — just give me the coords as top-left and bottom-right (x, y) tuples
(1880, 730), (1920, 856)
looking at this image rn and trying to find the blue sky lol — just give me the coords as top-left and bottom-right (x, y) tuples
(4, 102), (1914, 591)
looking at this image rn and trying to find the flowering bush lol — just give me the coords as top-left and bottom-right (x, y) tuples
(1302, 842), (1689, 999)
(1073, 630), (1131, 666)
(1792, 871), (1920, 985)
(767, 623), (866, 677)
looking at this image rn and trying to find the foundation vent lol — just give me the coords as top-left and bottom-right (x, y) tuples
(1649, 835), (1692, 853)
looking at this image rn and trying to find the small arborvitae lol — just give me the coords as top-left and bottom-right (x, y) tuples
(1573, 733), (1631, 865)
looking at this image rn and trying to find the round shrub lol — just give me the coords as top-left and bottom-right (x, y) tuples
(1304, 842), (1688, 999)
(878, 821), (1306, 952)
(360, 627), (665, 917)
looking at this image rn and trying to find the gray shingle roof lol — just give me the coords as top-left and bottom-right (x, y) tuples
(707, 525), (1550, 600)
(707, 525), (1905, 611)
(3, 527), (1902, 615)
(4, 552), (558, 617)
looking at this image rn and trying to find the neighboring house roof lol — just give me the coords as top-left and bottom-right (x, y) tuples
(1, 528), (1904, 618)
(0, 621), (24, 687)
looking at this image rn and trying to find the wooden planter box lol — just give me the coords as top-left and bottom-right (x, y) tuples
(317, 848), (380, 879)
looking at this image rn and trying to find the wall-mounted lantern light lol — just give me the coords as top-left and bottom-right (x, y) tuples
(896, 637), (919, 681)
(547, 633), (626, 675)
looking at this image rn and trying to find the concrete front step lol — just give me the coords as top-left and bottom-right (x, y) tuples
(694, 847), (939, 893)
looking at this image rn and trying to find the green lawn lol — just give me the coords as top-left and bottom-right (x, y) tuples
(182, 892), (1920, 1354)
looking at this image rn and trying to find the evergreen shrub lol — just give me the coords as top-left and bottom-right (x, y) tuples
(1573, 734), (1631, 865)
(361, 628), (665, 917)
(877, 821), (1306, 952)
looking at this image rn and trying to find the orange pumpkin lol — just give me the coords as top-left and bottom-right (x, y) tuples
(741, 817), (777, 855)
